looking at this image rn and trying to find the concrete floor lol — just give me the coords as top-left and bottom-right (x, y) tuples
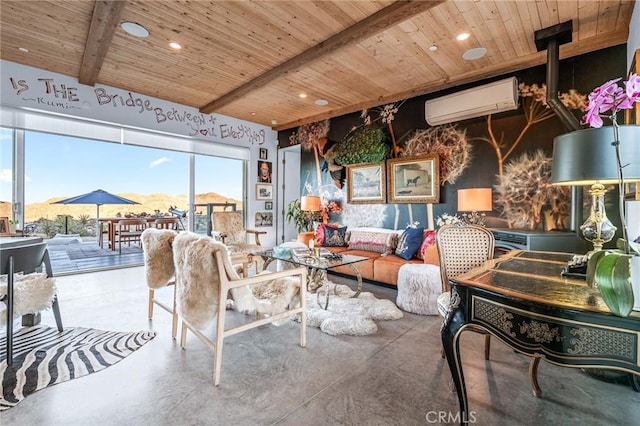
(2, 267), (639, 426)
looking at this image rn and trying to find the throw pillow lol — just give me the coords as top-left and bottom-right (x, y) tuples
(395, 226), (424, 260)
(348, 229), (398, 254)
(415, 229), (436, 260)
(323, 226), (348, 247)
(315, 223), (340, 245)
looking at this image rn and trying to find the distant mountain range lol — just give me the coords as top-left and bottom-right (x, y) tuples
(0, 192), (242, 223)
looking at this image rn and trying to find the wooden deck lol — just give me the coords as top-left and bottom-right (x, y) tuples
(47, 241), (144, 276)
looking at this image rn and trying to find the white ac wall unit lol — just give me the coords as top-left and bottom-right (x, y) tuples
(424, 77), (518, 126)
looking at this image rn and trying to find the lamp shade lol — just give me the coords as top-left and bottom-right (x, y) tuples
(551, 126), (640, 185)
(300, 195), (321, 211)
(457, 188), (492, 212)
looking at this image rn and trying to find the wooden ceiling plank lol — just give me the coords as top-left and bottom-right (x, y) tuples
(199, 0), (446, 114)
(79, 0), (126, 86)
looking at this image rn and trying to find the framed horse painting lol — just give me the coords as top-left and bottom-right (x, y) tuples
(386, 155), (440, 204)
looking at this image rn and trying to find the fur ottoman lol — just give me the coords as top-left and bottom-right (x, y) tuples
(396, 263), (441, 315)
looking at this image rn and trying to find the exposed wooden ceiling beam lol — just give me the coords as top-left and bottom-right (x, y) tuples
(199, 0), (445, 115)
(78, 0), (126, 86)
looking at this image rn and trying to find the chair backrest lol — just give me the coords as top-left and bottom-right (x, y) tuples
(117, 218), (148, 231)
(141, 228), (178, 289)
(153, 217), (179, 230)
(436, 224), (494, 292)
(0, 242), (52, 277)
(172, 232), (225, 329)
(211, 211), (246, 245)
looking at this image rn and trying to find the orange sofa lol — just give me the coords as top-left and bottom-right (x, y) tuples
(322, 227), (439, 287)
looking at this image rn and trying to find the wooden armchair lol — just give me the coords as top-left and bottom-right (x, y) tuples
(211, 211), (266, 275)
(172, 232), (306, 385)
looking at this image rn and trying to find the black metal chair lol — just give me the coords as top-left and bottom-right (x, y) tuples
(1, 242), (63, 365)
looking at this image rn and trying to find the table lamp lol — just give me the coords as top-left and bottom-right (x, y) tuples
(551, 126), (640, 251)
(457, 188), (492, 226)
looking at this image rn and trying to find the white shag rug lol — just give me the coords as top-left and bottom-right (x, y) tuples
(300, 283), (403, 336)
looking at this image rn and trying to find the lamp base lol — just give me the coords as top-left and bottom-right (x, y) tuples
(580, 183), (616, 251)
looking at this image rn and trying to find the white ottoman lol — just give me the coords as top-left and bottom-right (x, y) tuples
(396, 263), (442, 315)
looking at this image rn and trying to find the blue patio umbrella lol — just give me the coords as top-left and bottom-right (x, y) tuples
(52, 189), (139, 237)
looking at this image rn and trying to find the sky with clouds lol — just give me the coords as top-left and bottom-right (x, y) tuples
(1, 128), (243, 204)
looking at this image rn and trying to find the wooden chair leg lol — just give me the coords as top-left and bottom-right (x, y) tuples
(171, 286), (178, 339)
(180, 321), (188, 348)
(52, 295), (63, 331)
(214, 294), (227, 386)
(484, 334), (491, 360)
(148, 289), (155, 319)
(530, 356), (543, 398)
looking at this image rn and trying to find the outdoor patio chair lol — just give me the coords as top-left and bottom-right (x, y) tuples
(152, 217), (181, 231)
(1, 241), (63, 366)
(116, 218), (148, 253)
(172, 232), (307, 385)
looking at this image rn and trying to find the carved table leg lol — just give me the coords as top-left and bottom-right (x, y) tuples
(346, 263), (363, 298)
(529, 356), (543, 398)
(441, 287), (470, 426)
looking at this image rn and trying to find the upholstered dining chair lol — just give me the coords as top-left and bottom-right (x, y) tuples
(1, 241), (63, 366)
(172, 232), (307, 386)
(141, 228), (179, 339)
(436, 223), (494, 360)
(116, 218), (148, 253)
(211, 211), (266, 276)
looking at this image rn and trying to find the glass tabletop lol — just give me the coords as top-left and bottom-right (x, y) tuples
(255, 248), (367, 271)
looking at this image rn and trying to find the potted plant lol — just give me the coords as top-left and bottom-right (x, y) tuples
(8, 219), (19, 234)
(285, 199), (319, 245)
(583, 73), (640, 317)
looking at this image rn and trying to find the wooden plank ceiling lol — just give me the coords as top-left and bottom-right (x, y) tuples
(0, 1), (635, 131)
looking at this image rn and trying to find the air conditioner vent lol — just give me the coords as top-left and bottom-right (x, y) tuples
(425, 77), (519, 126)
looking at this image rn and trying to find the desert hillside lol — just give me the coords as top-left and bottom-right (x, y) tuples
(0, 192), (242, 223)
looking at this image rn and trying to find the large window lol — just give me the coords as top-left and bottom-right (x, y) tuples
(3, 128), (245, 239)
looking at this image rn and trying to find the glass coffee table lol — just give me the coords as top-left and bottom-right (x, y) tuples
(255, 248), (367, 309)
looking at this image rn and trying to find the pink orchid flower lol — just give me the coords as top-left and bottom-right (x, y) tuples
(583, 74), (640, 128)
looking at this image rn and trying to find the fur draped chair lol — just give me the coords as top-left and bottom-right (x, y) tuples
(172, 232), (307, 385)
(141, 228), (179, 338)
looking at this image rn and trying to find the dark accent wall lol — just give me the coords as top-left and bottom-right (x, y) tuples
(278, 45), (627, 237)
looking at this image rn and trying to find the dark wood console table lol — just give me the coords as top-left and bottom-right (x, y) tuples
(441, 250), (640, 425)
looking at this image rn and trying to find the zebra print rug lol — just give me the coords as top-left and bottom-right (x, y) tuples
(1, 326), (156, 410)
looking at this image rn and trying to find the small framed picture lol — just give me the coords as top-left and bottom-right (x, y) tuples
(258, 161), (272, 183)
(255, 212), (273, 227)
(259, 148), (268, 160)
(265, 201), (273, 210)
(0, 217), (8, 234)
(256, 183), (273, 200)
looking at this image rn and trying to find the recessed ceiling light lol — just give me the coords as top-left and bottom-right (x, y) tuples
(169, 42), (182, 50)
(456, 32), (470, 41)
(463, 47), (487, 60)
(121, 22), (149, 38)
(251, 112), (256, 116)
(299, 93), (307, 98)
(428, 45), (438, 52)
(18, 47), (29, 53)
(314, 99), (329, 106)
(271, 119), (278, 125)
